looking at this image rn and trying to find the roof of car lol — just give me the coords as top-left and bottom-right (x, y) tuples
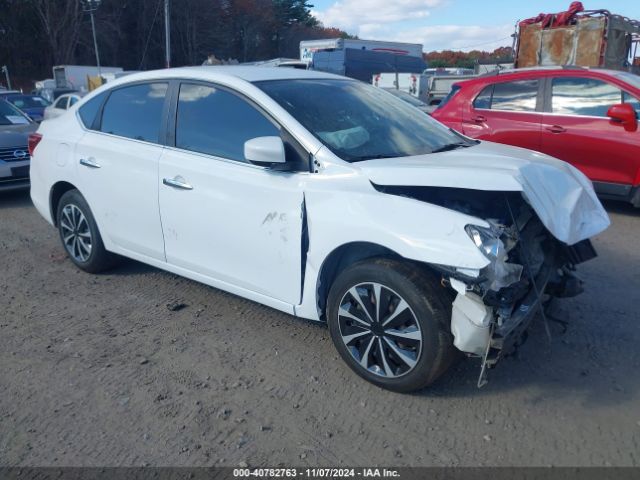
(459, 66), (632, 86)
(111, 66), (346, 84)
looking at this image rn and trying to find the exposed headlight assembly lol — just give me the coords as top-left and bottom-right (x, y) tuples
(465, 224), (523, 291)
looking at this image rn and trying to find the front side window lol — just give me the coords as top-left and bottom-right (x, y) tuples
(551, 77), (621, 117)
(175, 83), (279, 162)
(100, 83), (168, 143)
(256, 79), (466, 162)
(623, 91), (640, 117)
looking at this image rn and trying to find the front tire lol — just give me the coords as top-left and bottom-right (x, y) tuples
(327, 258), (456, 393)
(56, 189), (119, 273)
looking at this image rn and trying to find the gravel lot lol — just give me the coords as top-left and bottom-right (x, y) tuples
(1, 188), (639, 467)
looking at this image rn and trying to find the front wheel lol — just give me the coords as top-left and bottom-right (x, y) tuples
(56, 189), (119, 273)
(327, 258), (456, 393)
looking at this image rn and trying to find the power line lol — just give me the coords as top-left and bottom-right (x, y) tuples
(454, 36), (513, 50)
(138, 0), (164, 70)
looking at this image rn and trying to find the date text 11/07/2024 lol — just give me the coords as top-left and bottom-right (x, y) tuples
(232, 468), (401, 478)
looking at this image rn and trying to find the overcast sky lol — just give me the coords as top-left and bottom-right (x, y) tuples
(311, 0), (640, 52)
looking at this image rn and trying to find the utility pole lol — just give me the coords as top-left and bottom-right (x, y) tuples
(1, 65), (11, 90)
(82, 0), (102, 76)
(164, 0), (171, 68)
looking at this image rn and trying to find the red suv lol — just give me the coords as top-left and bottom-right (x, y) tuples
(432, 67), (640, 206)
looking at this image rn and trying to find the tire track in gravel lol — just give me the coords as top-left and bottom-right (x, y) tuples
(1, 190), (639, 467)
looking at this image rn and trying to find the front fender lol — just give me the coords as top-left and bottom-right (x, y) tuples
(295, 176), (490, 320)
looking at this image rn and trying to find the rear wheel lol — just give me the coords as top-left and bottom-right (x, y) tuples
(56, 189), (119, 273)
(327, 258), (456, 392)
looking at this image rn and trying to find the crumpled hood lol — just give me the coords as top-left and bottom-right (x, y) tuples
(358, 140), (610, 245)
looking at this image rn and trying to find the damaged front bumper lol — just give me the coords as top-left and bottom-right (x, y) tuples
(444, 231), (597, 387)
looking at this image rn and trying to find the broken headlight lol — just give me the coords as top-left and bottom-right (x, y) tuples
(465, 224), (523, 291)
(465, 225), (503, 261)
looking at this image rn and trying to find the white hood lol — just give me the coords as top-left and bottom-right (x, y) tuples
(358, 141), (610, 245)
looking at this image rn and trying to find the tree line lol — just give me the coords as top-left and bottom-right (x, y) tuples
(0, 0), (350, 89)
(425, 46), (514, 69)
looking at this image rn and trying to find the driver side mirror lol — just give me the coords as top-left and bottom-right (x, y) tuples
(607, 103), (638, 131)
(244, 136), (286, 166)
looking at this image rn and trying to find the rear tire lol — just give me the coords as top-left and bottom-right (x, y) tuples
(327, 258), (456, 393)
(56, 189), (119, 273)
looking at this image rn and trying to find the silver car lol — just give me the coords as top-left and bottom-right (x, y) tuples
(0, 100), (37, 191)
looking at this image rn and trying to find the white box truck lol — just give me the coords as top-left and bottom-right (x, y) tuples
(53, 65), (124, 91)
(300, 38), (423, 64)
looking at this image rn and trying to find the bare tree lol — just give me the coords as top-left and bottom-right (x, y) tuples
(32, 0), (83, 65)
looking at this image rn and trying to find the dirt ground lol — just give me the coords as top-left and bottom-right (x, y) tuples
(0, 188), (639, 467)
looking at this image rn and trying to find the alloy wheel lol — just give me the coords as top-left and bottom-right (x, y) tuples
(337, 282), (423, 378)
(60, 204), (92, 263)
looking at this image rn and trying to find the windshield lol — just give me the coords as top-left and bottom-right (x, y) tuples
(256, 79), (467, 162)
(0, 100), (32, 126)
(385, 89), (427, 107)
(7, 95), (50, 109)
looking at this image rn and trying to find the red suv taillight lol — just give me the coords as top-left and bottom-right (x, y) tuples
(28, 133), (42, 157)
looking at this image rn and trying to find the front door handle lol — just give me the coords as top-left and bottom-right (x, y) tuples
(545, 125), (567, 134)
(79, 157), (101, 168)
(163, 177), (193, 190)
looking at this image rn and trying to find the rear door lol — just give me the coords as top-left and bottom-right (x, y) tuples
(540, 76), (640, 189)
(75, 82), (168, 260)
(462, 78), (543, 152)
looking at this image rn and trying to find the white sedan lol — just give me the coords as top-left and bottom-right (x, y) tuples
(43, 93), (84, 121)
(29, 67), (609, 392)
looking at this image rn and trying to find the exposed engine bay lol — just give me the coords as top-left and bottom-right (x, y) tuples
(375, 185), (598, 386)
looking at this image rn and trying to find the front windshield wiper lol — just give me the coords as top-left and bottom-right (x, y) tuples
(348, 154), (399, 162)
(431, 142), (471, 153)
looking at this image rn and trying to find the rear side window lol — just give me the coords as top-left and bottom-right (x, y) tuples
(473, 80), (539, 112)
(473, 85), (493, 109)
(54, 97), (68, 110)
(436, 85), (460, 110)
(78, 92), (107, 129)
(100, 83), (168, 143)
(551, 77), (621, 117)
(175, 83), (279, 162)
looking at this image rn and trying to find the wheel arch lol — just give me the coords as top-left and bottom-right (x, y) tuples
(315, 242), (428, 321)
(49, 181), (79, 226)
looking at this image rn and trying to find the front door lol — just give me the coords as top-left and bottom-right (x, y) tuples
(540, 76), (640, 188)
(158, 82), (305, 305)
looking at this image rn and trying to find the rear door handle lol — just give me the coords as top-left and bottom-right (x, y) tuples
(472, 114), (487, 123)
(545, 125), (567, 134)
(79, 157), (101, 168)
(163, 177), (193, 190)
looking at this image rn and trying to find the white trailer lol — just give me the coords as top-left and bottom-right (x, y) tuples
(300, 38), (423, 64)
(426, 74), (476, 105)
(372, 72), (430, 99)
(53, 65), (123, 91)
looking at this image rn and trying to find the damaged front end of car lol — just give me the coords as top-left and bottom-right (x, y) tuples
(375, 185), (599, 387)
